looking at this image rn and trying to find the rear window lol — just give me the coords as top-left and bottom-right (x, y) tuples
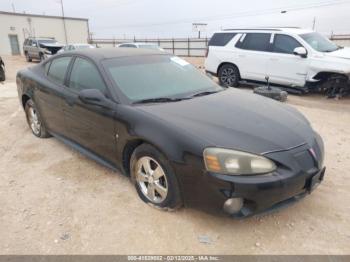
(236, 33), (271, 52)
(47, 57), (71, 85)
(209, 33), (236, 46)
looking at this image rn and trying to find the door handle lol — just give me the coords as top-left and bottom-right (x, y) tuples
(270, 58), (279, 61)
(238, 54), (246, 58)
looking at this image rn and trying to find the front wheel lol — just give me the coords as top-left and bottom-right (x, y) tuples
(24, 99), (51, 138)
(130, 144), (182, 211)
(39, 53), (45, 62)
(218, 64), (240, 87)
(25, 52), (32, 62)
(0, 66), (5, 82)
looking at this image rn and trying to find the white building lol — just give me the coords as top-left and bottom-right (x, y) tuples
(0, 11), (89, 55)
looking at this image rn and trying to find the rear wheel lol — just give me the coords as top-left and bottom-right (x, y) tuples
(130, 144), (182, 211)
(218, 64), (240, 87)
(24, 99), (51, 138)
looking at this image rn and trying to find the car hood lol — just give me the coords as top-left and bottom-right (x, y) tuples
(325, 47), (350, 60)
(138, 89), (315, 154)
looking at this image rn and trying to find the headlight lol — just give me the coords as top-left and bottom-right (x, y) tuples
(204, 148), (276, 175)
(44, 49), (52, 55)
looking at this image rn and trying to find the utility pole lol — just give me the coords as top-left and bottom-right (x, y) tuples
(312, 17), (316, 30)
(11, 2), (15, 12)
(60, 0), (68, 44)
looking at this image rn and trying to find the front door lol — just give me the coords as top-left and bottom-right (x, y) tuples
(62, 56), (117, 164)
(267, 34), (309, 87)
(37, 56), (72, 135)
(9, 35), (20, 55)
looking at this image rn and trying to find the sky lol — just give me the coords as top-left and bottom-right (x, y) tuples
(1, 0), (350, 39)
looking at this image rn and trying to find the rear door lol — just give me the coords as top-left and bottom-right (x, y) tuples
(267, 34), (309, 87)
(61, 56), (117, 164)
(36, 56), (72, 135)
(235, 33), (272, 81)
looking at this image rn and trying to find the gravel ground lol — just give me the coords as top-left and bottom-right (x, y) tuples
(0, 55), (349, 254)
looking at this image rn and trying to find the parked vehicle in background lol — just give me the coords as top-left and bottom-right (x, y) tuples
(57, 43), (95, 54)
(0, 56), (5, 82)
(23, 37), (63, 62)
(118, 42), (165, 51)
(16, 48), (325, 217)
(205, 28), (350, 97)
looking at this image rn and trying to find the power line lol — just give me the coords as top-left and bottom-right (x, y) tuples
(93, 0), (350, 30)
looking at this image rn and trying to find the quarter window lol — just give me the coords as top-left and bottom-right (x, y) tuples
(209, 33), (236, 46)
(273, 34), (303, 54)
(68, 57), (106, 93)
(236, 33), (271, 52)
(47, 57), (71, 85)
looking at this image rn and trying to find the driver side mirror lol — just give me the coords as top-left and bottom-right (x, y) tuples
(78, 89), (111, 108)
(293, 47), (307, 58)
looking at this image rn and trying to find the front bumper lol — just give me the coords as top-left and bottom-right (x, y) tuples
(177, 140), (325, 217)
(207, 167), (325, 217)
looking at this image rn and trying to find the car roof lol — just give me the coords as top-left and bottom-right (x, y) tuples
(28, 37), (56, 40)
(64, 47), (167, 62)
(218, 27), (314, 35)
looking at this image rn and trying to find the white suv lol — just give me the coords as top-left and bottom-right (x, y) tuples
(205, 28), (350, 95)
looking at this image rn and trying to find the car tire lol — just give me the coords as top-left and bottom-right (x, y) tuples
(218, 64), (240, 87)
(0, 66), (5, 82)
(24, 99), (51, 138)
(130, 144), (183, 211)
(25, 52), (32, 62)
(254, 86), (288, 102)
(39, 53), (45, 62)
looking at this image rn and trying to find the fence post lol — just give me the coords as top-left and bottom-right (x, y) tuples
(187, 38), (190, 57)
(158, 38), (160, 47)
(172, 38), (175, 55)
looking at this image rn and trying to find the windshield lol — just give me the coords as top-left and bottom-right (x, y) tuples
(103, 55), (221, 102)
(300, 32), (339, 52)
(38, 39), (57, 44)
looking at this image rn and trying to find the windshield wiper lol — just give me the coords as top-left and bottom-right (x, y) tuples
(133, 97), (187, 104)
(186, 90), (222, 98)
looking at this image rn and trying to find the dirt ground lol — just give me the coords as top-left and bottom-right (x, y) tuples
(0, 55), (349, 255)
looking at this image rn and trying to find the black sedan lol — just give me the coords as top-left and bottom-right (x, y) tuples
(16, 48), (325, 217)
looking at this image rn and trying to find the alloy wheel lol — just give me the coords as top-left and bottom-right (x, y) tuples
(27, 106), (41, 135)
(220, 67), (236, 86)
(135, 156), (168, 204)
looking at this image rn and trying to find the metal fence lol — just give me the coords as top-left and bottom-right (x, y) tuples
(90, 37), (209, 57)
(90, 34), (350, 58)
(330, 34), (350, 47)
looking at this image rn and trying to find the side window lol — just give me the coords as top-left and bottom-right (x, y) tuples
(68, 57), (106, 93)
(47, 57), (71, 85)
(236, 33), (271, 52)
(273, 34), (303, 54)
(208, 33), (236, 46)
(27, 39), (32, 46)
